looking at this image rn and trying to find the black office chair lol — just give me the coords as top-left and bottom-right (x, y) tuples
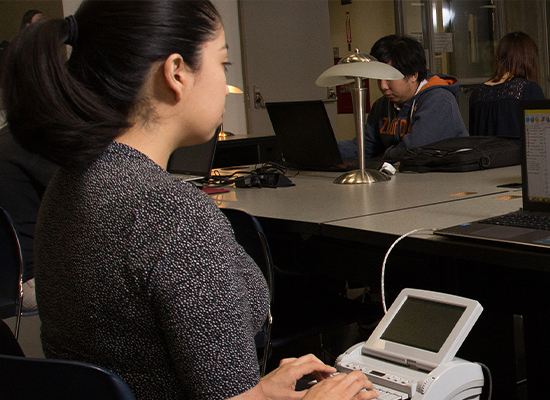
(0, 318), (135, 399)
(220, 207), (273, 376)
(0, 353), (137, 400)
(221, 208), (377, 372)
(0, 207), (24, 339)
(0, 319), (24, 357)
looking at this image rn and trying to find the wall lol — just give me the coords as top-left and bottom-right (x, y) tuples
(238, 0), (333, 138)
(211, 0), (246, 136)
(62, 0), (80, 16)
(0, 1), (63, 42)
(328, 0), (396, 141)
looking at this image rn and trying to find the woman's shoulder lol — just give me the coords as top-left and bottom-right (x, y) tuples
(504, 77), (541, 90)
(523, 79), (543, 88)
(147, 174), (215, 216)
(469, 82), (494, 99)
(89, 141), (219, 220)
(471, 78), (542, 103)
(503, 78), (545, 100)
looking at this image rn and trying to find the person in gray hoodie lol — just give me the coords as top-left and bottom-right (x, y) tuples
(339, 35), (468, 162)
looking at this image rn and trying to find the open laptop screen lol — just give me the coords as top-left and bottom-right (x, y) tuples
(265, 100), (344, 168)
(520, 100), (550, 212)
(167, 131), (218, 179)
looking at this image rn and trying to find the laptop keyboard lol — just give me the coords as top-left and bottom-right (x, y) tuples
(479, 211), (550, 230)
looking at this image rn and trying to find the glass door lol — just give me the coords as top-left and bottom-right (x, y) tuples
(394, 0), (549, 128)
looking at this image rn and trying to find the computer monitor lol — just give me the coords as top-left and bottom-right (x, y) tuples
(362, 288), (483, 371)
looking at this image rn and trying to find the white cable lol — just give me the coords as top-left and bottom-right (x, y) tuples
(381, 228), (436, 313)
(379, 229), (491, 399)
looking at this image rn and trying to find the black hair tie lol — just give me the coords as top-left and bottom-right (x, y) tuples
(65, 15), (78, 46)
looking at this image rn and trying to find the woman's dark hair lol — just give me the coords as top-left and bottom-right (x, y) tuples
(491, 31), (539, 83)
(370, 35), (427, 82)
(2, 1), (221, 169)
(20, 10), (44, 31)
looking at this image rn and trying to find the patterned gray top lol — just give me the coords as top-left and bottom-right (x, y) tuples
(35, 142), (269, 400)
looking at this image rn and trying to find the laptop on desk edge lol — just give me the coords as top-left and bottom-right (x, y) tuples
(167, 130), (218, 182)
(265, 100), (383, 172)
(434, 99), (550, 248)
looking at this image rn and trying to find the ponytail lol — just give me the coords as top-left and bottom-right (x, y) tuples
(1, 1), (221, 170)
(2, 18), (128, 169)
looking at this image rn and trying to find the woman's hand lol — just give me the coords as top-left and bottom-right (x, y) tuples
(303, 371), (379, 400)
(260, 354), (335, 400)
(259, 354), (378, 400)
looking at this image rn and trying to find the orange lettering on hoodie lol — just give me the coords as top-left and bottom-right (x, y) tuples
(380, 117), (410, 137)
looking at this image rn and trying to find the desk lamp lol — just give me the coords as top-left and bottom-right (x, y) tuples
(316, 50), (403, 184)
(219, 85), (244, 138)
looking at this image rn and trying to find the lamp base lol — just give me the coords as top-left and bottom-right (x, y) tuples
(333, 169), (390, 184)
(218, 130), (235, 138)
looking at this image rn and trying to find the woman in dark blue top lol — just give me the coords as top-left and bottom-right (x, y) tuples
(469, 31), (545, 143)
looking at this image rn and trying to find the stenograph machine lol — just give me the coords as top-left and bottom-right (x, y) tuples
(335, 289), (485, 400)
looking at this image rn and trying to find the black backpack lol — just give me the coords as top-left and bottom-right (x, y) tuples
(398, 136), (520, 173)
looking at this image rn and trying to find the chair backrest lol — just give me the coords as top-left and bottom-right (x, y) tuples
(0, 207), (24, 334)
(0, 354), (137, 400)
(220, 208), (274, 300)
(0, 319), (24, 357)
(220, 208), (274, 376)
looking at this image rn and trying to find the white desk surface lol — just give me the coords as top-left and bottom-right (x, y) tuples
(325, 189), (523, 237)
(211, 166), (522, 226)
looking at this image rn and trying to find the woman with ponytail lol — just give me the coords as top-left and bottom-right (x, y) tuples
(1, 2), (376, 400)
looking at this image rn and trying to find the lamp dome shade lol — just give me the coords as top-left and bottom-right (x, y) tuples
(316, 59), (403, 87)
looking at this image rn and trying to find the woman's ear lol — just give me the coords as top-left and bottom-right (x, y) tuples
(163, 53), (189, 101)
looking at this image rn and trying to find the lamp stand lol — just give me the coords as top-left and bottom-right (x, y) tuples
(218, 123), (235, 138)
(334, 77), (390, 184)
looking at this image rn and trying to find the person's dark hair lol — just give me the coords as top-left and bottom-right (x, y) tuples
(370, 35), (427, 82)
(20, 10), (44, 30)
(490, 31), (539, 83)
(2, 1), (221, 169)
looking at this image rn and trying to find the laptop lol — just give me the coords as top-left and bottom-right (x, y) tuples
(167, 131), (218, 182)
(266, 100), (381, 171)
(434, 99), (550, 248)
